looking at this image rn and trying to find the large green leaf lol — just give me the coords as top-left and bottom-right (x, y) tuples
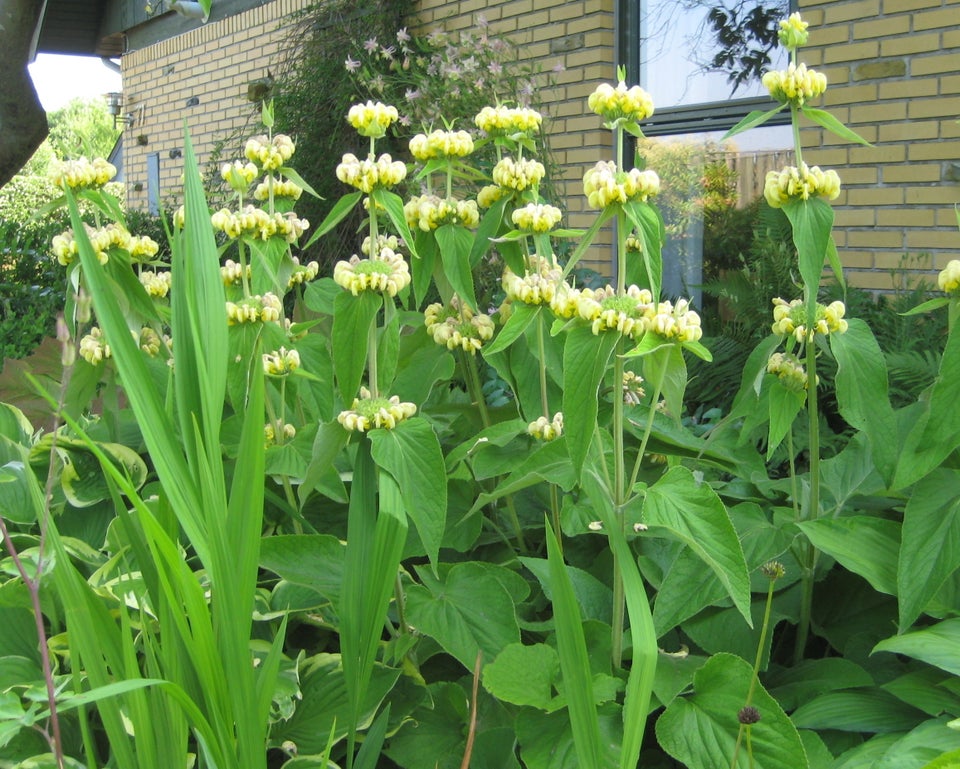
(405, 561), (520, 671)
(898, 469), (960, 630)
(766, 658), (874, 712)
(897, 323), (960, 487)
(874, 619), (960, 677)
(782, 196), (833, 309)
(482, 643), (560, 710)
(791, 689), (927, 733)
(259, 535), (345, 606)
(562, 325), (619, 478)
(435, 224), (477, 310)
(269, 654), (400, 755)
(643, 467), (752, 625)
(801, 106), (872, 146)
(766, 380), (804, 460)
(0, 461), (44, 525)
(656, 653), (809, 769)
(331, 290), (382, 402)
(622, 200), (664, 297)
(484, 303), (540, 357)
(797, 516), (900, 595)
(369, 417), (446, 568)
(831, 319), (897, 483)
(516, 704), (622, 769)
(520, 557), (613, 623)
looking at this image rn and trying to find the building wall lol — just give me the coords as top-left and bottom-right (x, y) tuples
(414, 0), (618, 273)
(798, 0), (960, 290)
(121, 0), (311, 211)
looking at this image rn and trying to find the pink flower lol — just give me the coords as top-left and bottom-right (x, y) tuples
(396, 27), (411, 43)
(552, 61), (566, 73)
(345, 57), (360, 72)
(364, 37), (379, 53)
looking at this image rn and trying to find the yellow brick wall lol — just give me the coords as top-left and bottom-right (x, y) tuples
(413, 0), (617, 273)
(798, 0), (960, 290)
(121, 0), (311, 211)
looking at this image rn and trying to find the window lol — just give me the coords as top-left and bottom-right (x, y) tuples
(617, 0), (794, 302)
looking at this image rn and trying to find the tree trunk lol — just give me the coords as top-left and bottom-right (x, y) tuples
(0, 0), (49, 187)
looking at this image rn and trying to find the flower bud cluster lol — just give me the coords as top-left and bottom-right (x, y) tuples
(767, 352), (814, 391)
(263, 346), (301, 376)
(644, 297), (704, 343)
(778, 13), (810, 50)
(492, 157), (545, 191)
(79, 327), (111, 365)
(502, 255), (562, 306)
(347, 101), (400, 138)
(226, 293), (283, 325)
(221, 160), (259, 191)
(361, 234), (402, 256)
(52, 224), (159, 266)
(623, 370), (646, 405)
(220, 259), (252, 286)
(424, 297), (495, 354)
(336, 153), (407, 193)
(474, 105), (543, 136)
(211, 205), (309, 243)
(409, 129), (475, 160)
(49, 157), (117, 189)
(771, 297), (848, 341)
(338, 386), (417, 432)
(763, 63), (827, 107)
(333, 248), (410, 297)
(140, 270), (172, 298)
(254, 178), (303, 201)
(477, 184), (507, 209)
(137, 327), (163, 357)
(244, 134), (295, 171)
(264, 422), (297, 446)
(404, 195), (480, 231)
(512, 203), (562, 233)
(288, 257), (320, 287)
(764, 163), (840, 208)
(588, 81), (655, 123)
(527, 412), (564, 441)
(938, 260), (960, 294)
(583, 161), (661, 209)
(571, 285), (650, 337)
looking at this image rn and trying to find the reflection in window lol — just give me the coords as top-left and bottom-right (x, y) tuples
(633, 0), (793, 302)
(639, 0), (789, 108)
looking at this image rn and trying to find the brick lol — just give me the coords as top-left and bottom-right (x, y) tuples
(835, 209), (877, 226)
(838, 250), (876, 268)
(825, 0), (882, 23)
(849, 101), (907, 123)
(870, 208), (936, 226)
(847, 229), (906, 248)
(852, 58), (907, 80)
(909, 97), (960, 119)
(906, 187), (960, 205)
(883, 163), (943, 182)
(853, 16), (910, 39)
(838, 166), (880, 184)
(909, 140), (960, 161)
(845, 187), (905, 205)
(907, 229), (960, 250)
(913, 7), (960, 30)
(825, 42), (882, 68)
(944, 75), (960, 94)
(913, 53), (960, 76)
(824, 83), (878, 106)
(877, 78), (939, 99)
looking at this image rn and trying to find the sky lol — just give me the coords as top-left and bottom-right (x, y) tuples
(28, 53), (122, 112)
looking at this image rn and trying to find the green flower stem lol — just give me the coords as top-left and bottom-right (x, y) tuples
(238, 239), (251, 299)
(367, 321), (379, 399)
(265, 388), (302, 534)
(612, 344), (627, 668)
(732, 576), (778, 769)
(627, 357), (667, 495)
(786, 426), (801, 521)
(394, 572), (408, 635)
(791, 104), (804, 168)
(461, 350), (527, 553)
(794, 335), (821, 664)
(535, 314), (562, 544)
